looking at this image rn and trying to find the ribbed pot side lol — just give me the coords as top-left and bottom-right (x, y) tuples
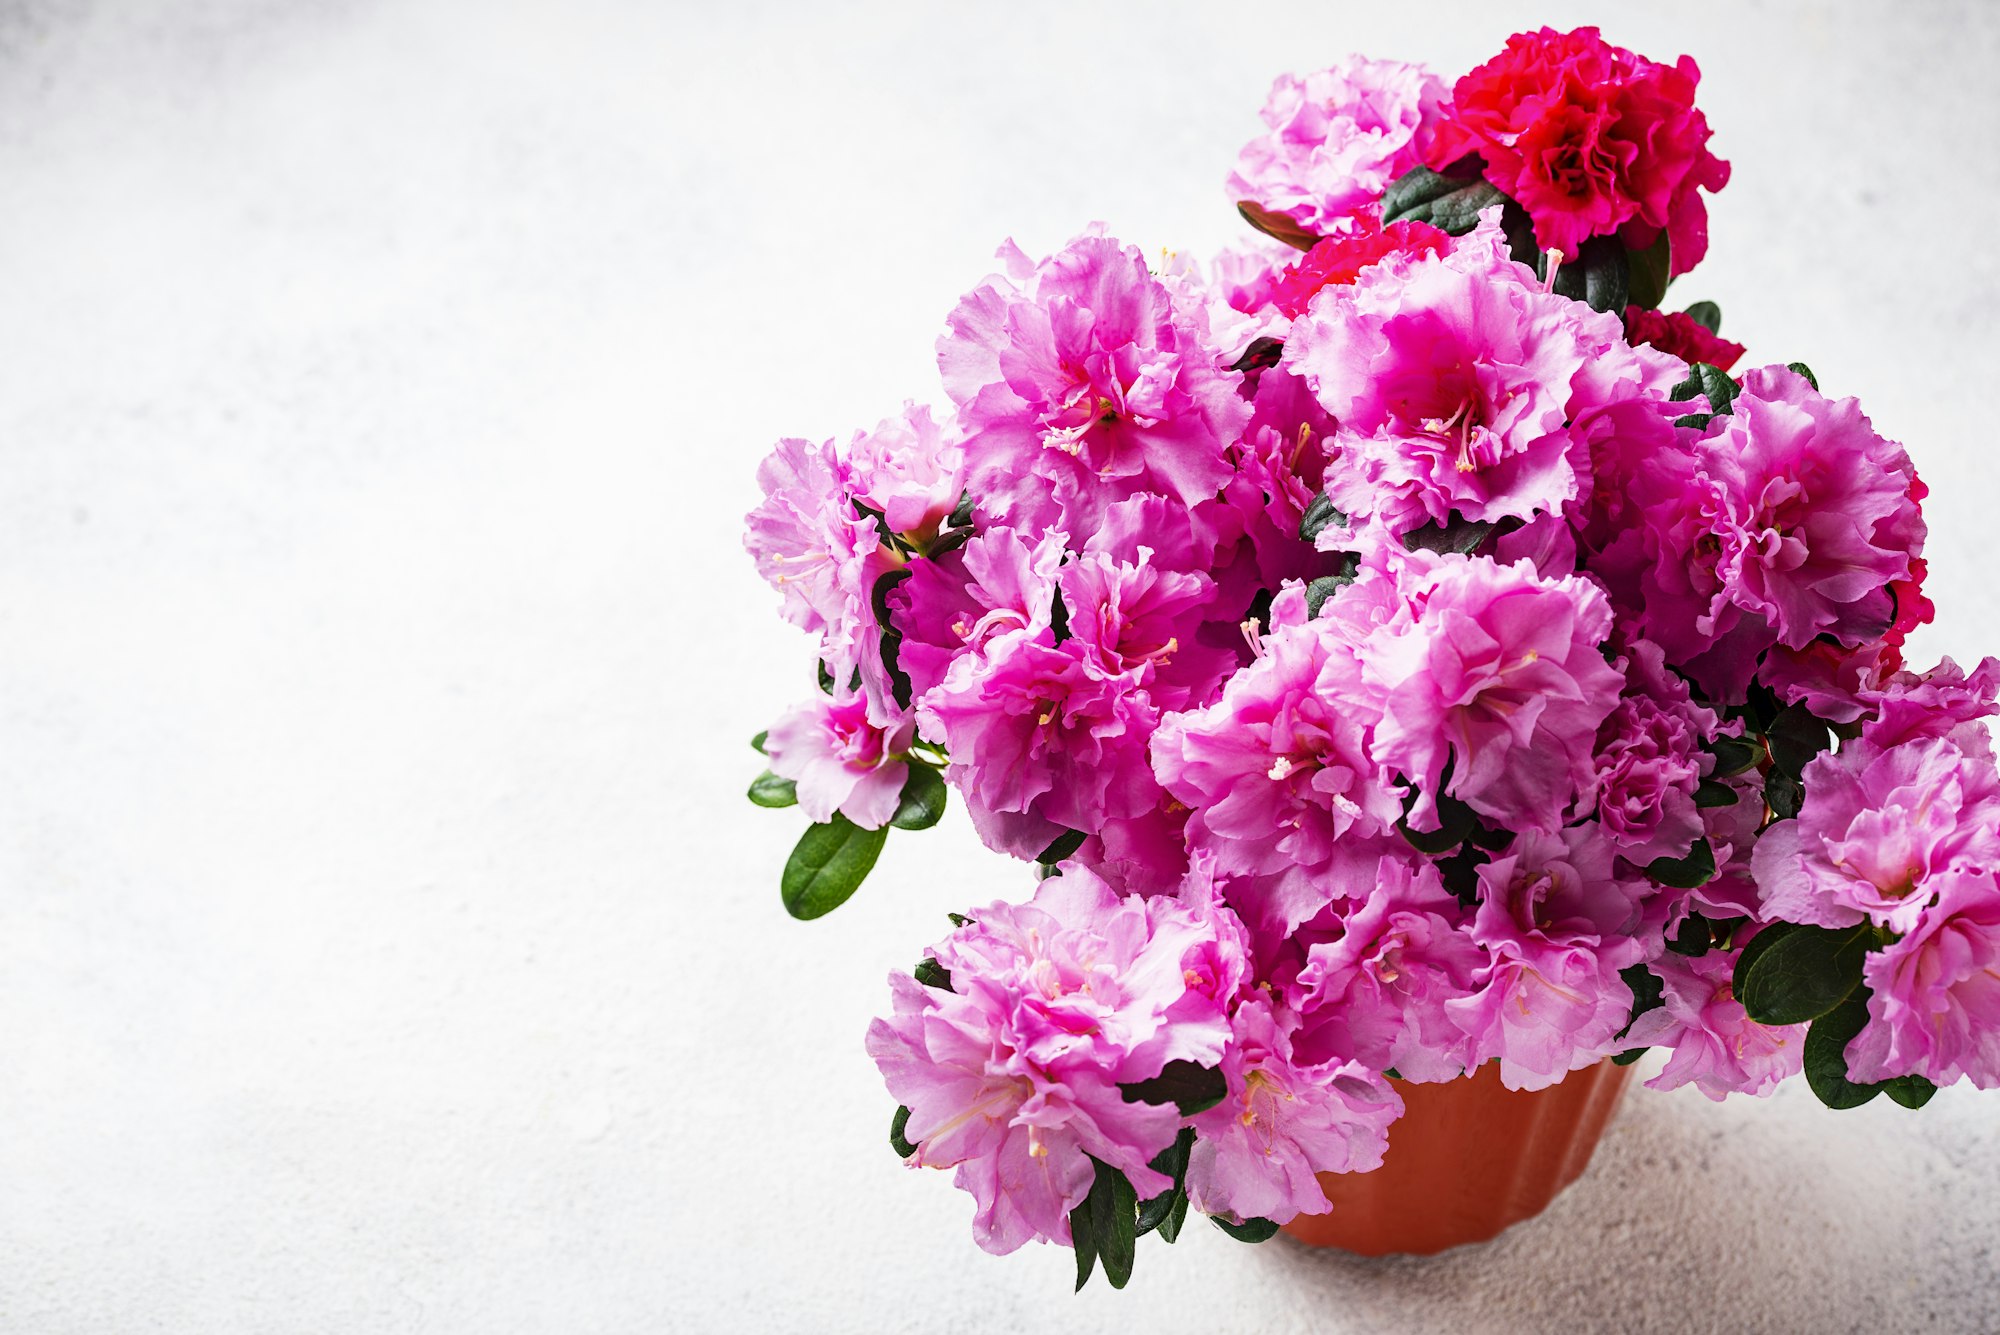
(1281, 1058), (1635, 1256)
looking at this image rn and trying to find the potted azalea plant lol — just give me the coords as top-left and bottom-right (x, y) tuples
(743, 25), (2000, 1287)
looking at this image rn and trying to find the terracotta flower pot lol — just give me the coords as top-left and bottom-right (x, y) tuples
(1282, 1058), (1635, 1256)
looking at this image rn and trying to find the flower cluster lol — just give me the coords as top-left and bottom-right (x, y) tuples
(744, 25), (1998, 1286)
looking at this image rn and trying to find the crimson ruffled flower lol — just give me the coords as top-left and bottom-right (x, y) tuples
(1266, 218), (1450, 318)
(1429, 27), (1729, 277)
(1622, 305), (1745, 371)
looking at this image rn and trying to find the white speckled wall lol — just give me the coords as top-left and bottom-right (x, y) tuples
(2, 2), (1995, 1330)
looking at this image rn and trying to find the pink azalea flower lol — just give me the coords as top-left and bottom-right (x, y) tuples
(844, 402), (966, 539)
(1622, 944), (1804, 1100)
(889, 525), (1065, 705)
(1591, 638), (1718, 864)
(1289, 856), (1487, 1082)
(1184, 994), (1402, 1224)
(1226, 56), (1446, 238)
(1846, 870), (2000, 1090)
(938, 230), (1249, 536)
(1623, 366), (1925, 702)
(864, 867), (1239, 1253)
(1285, 236), (1683, 537)
(1751, 734), (2000, 935)
(1428, 27), (1729, 276)
(1858, 656), (2000, 751)
(918, 629), (1161, 858)
(743, 435), (890, 680)
(1059, 549), (1238, 713)
(1446, 825), (1648, 1089)
(1361, 553), (1625, 833)
(762, 692), (915, 829)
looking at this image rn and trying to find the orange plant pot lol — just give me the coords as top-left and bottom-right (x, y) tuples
(1281, 1058), (1635, 1256)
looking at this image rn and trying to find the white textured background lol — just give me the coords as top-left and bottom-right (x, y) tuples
(2, 2), (1997, 1331)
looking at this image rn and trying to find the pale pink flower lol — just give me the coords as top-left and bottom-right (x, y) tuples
(763, 692), (914, 829)
(1622, 944), (1804, 1100)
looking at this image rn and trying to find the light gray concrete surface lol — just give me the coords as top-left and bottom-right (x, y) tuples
(2, 1), (1996, 1331)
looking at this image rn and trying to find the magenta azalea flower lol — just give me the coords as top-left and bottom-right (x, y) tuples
(763, 692), (914, 829)
(1751, 734), (2000, 935)
(743, 435), (890, 681)
(1858, 655), (2000, 751)
(938, 230), (1249, 536)
(1846, 870), (2000, 1090)
(1591, 638), (1718, 864)
(1622, 944), (1804, 1100)
(845, 402), (966, 539)
(1184, 994), (1402, 1224)
(1446, 825), (1647, 1089)
(1226, 56), (1446, 237)
(889, 525), (1065, 705)
(864, 867), (1240, 1253)
(1289, 856), (1486, 1082)
(1286, 236), (1682, 537)
(1362, 553), (1624, 833)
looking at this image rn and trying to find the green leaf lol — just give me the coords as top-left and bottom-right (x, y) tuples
(1617, 963), (1664, 1039)
(1764, 768), (1805, 823)
(1694, 779), (1739, 808)
(780, 816), (889, 920)
(747, 770), (798, 808)
(1210, 1216), (1281, 1244)
(1159, 1189), (1190, 1244)
(1402, 517), (1494, 556)
(1737, 922), (1874, 1025)
(946, 912), (971, 927)
(1882, 1073), (1938, 1109)
(1379, 166), (1506, 235)
(1136, 1129), (1195, 1237)
(1664, 911), (1716, 957)
(1765, 705), (1832, 777)
(1786, 361), (1819, 391)
(912, 956), (953, 992)
(1627, 232), (1672, 311)
(1236, 200), (1321, 251)
(890, 764), (948, 831)
(1120, 1060), (1228, 1116)
(750, 730), (769, 754)
(1682, 300), (1722, 333)
(948, 491), (975, 530)
(1804, 992), (1883, 1109)
(1550, 234), (1631, 315)
(1037, 829), (1087, 866)
(1084, 1157), (1138, 1289)
(890, 1105), (918, 1159)
(1707, 734), (1760, 778)
(1399, 789), (1477, 855)
(1070, 1184), (1099, 1292)
(1303, 574), (1354, 620)
(1645, 837), (1717, 890)
(1611, 1048), (1648, 1066)
(817, 661), (836, 694)
(1669, 362), (1739, 415)
(1299, 491), (1346, 544)
(871, 569), (916, 709)
(1731, 922), (1803, 992)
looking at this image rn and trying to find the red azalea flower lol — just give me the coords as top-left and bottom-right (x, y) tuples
(1267, 217), (1450, 318)
(1429, 27), (1729, 278)
(1623, 306), (1745, 370)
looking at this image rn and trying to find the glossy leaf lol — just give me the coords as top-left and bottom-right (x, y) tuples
(1210, 1216), (1281, 1244)
(1379, 166), (1506, 235)
(890, 763), (948, 831)
(1736, 922), (1874, 1025)
(912, 956), (953, 992)
(1645, 837), (1717, 890)
(1682, 300), (1722, 333)
(1120, 1060), (1227, 1116)
(1299, 492), (1346, 544)
(780, 816), (889, 920)
(747, 770), (798, 808)
(1627, 232), (1672, 310)
(1803, 992), (1883, 1109)
(890, 1105), (917, 1159)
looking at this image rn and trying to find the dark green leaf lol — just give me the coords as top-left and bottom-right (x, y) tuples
(1765, 705), (1831, 777)
(1786, 362), (1819, 391)
(890, 1105), (918, 1159)
(1299, 491), (1346, 544)
(871, 569), (915, 709)
(926, 526), (974, 559)
(1611, 1048), (1648, 1066)
(817, 660), (836, 694)
(1210, 1216), (1281, 1244)
(747, 770), (798, 809)
(890, 764), (948, 831)
(1617, 964), (1664, 1039)
(1730, 922), (1803, 996)
(948, 491), (975, 529)
(1236, 200), (1321, 251)
(946, 912), (971, 927)
(1708, 734), (1761, 778)
(1085, 1157), (1138, 1289)
(912, 956), (953, 992)
(1120, 1060), (1228, 1116)
(1137, 1129), (1195, 1238)
(1037, 829), (1087, 866)
(1682, 300), (1722, 333)
(1400, 790), (1477, 855)
(1645, 837), (1717, 890)
(1159, 1189), (1190, 1244)
(1669, 363), (1740, 415)
(1627, 232), (1672, 311)
(1436, 844), (1486, 908)
(1694, 779), (1739, 808)
(780, 816), (889, 920)
(1303, 574), (1354, 620)
(1673, 410), (1715, 431)
(1804, 992), (1883, 1109)
(1379, 166), (1506, 235)
(750, 730), (769, 754)
(1550, 234), (1630, 315)
(1229, 335), (1286, 376)
(1764, 768), (1805, 823)
(1882, 1073), (1938, 1109)
(1736, 922), (1874, 1025)
(1070, 1185), (1098, 1292)
(1402, 517), (1494, 556)
(1665, 911), (1716, 957)
(1050, 587), (1071, 645)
